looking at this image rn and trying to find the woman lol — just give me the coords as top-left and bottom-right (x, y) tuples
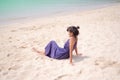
(33, 26), (80, 65)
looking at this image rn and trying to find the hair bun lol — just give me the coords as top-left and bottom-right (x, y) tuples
(76, 26), (80, 29)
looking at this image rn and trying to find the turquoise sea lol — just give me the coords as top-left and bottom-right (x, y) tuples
(0, 0), (120, 22)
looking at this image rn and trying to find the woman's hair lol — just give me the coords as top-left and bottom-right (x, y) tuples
(67, 26), (80, 37)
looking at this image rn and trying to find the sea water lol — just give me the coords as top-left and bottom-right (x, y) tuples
(0, 0), (120, 24)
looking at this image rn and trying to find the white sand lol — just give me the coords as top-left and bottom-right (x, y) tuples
(0, 4), (120, 80)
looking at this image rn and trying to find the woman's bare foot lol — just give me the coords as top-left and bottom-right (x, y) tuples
(32, 47), (45, 55)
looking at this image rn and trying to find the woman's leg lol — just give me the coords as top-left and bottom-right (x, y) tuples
(45, 40), (58, 57)
(32, 47), (45, 55)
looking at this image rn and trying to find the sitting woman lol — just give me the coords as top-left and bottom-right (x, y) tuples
(33, 26), (80, 65)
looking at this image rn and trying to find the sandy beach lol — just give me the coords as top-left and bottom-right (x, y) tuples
(0, 4), (120, 80)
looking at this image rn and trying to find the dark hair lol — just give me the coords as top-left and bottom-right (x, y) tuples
(67, 26), (80, 37)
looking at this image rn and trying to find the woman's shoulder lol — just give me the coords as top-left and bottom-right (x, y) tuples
(69, 37), (77, 42)
(69, 37), (75, 40)
(70, 37), (78, 40)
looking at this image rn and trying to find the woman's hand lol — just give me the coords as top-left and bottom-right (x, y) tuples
(76, 52), (79, 56)
(69, 61), (74, 66)
(78, 53), (82, 56)
(76, 53), (82, 56)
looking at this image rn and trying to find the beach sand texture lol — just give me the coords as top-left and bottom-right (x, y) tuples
(0, 4), (120, 80)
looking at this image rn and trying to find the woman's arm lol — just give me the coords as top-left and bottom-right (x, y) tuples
(75, 38), (78, 55)
(69, 37), (75, 64)
(75, 47), (78, 55)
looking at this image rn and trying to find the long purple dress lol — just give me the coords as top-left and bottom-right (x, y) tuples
(45, 39), (76, 59)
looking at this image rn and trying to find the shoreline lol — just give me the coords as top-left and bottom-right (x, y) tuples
(0, 3), (120, 27)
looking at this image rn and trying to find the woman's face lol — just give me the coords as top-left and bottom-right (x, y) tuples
(68, 31), (74, 37)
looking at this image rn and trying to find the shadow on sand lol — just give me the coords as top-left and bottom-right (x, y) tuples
(73, 54), (89, 63)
